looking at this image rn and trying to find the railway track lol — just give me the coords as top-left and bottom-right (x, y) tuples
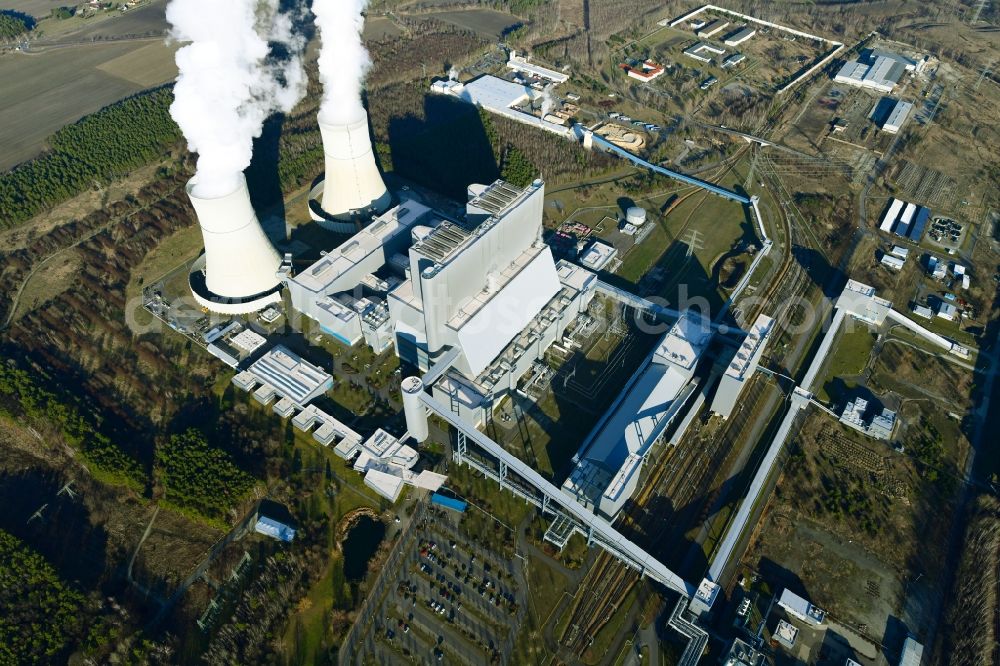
(555, 151), (779, 657)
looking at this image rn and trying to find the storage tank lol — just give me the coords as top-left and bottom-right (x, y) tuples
(186, 173), (283, 314)
(626, 206), (647, 226)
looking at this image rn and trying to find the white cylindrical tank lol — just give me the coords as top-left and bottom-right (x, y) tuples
(626, 206), (647, 226)
(318, 115), (392, 220)
(401, 376), (429, 442)
(186, 174), (282, 310)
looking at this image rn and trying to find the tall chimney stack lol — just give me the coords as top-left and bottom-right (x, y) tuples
(187, 173), (283, 314)
(309, 113), (391, 230)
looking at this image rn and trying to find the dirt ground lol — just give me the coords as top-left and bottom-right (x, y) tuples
(745, 406), (963, 645)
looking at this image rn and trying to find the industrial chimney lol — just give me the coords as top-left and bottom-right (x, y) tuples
(308, 112), (391, 231)
(187, 173), (284, 314)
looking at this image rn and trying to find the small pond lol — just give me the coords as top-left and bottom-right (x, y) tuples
(342, 514), (385, 581)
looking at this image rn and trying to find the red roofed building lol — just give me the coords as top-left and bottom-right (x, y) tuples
(622, 60), (665, 82)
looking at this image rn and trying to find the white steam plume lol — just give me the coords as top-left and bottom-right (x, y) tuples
(312, 0), (370, 126)
(540, 84), (555, 118)
(168, 0), (307, 199)
(448, 65), (460, 81)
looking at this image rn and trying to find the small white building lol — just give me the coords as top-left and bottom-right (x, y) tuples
(936, 302), (958, 321)
(688, 578), (720, 618)
(774, 619), (798, 649)
(578, 239), (618, 272)
(889, 245), (910, 260)
(912, 304), (933, 319)
(898, 637), (924, 666)
(777, 589), (826, 626)
(881, 254), (905, 271)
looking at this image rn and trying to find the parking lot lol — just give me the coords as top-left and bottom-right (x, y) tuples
(356, 505), (527, 665)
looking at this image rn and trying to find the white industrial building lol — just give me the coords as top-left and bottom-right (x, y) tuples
(561, 311), (712, 519)
(837, 279), (891, 326)
(578, 239), (619, 272)
(881, 99), (913, 133)
(287, 201), (439, 351)
(430, 75), (574, 138)
(777, 589), (826, 626)
(899, 637), (924, 666)
(834, 49), (920, 93)
(233, 345), (334, 408)
(506, 51), (569, 84)
(712, 314), (774, 419)
(840, 397), (896, 440)
(285, 177), (601, 432)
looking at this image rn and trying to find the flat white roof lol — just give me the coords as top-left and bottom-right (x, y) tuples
(899, 637), (924, 666)
(248, 345), (332, 406)
(655, 311), (712, 371)
(884, 99), (913, 129)
(364, 469), (404, 502)
(579, 240), (617, 270)
(725, 314), (774, 380)
(507, 53), (569, 83)
(460, 75), (533, 111)
(556, 259), (596, 293)
(230, 328), (267, 353)
(292, 202), (430, 293)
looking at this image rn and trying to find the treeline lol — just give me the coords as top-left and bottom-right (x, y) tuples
(0, 10), (32, 38)
(0, 529), (85, 664)
(0, 87), (181, 229)
(935, 494), (1000, 664)
(0, 359), (146, 489)
(155, 429), (257, 524)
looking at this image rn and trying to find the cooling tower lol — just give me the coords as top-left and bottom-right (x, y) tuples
(187, 174), (284, 314)
(308, 114), (391, 231)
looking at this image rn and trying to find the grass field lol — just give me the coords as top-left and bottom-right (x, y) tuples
(0, 39), (177, 170)
(815, 326), (876, 404)
(419, 8), (520, 38)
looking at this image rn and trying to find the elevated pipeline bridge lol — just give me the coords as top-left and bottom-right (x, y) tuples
(585, 132), (751, 204)
(419, 391), (695, 597)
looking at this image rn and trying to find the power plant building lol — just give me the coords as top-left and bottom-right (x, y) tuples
(712, 314), (774, 419)
(562, 311), (712, 519)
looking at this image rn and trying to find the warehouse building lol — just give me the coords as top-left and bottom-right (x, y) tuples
(697, 18), (730, 38)
(881, 98), (913, 133)
(834, 49), (919, 93)
(723, 26), (756, 46)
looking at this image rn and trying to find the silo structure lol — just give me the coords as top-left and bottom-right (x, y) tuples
(309, 113), (392, 232)
(401, 376), (429, 442)
(187, 174), (283, 314)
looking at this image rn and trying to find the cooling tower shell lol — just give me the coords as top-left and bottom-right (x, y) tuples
(187, 174), (283, 314)
(308, 115), (391, 230)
